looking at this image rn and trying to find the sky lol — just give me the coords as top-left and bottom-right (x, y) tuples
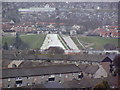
(1, 0), (120, 2)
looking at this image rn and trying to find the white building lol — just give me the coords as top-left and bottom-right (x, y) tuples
(19, 4), (56, 13)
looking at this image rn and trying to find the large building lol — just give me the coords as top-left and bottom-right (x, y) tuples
(2, 64), (82, 88)
(19, 4), (56, 14)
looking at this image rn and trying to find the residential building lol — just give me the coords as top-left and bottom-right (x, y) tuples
(2, 64), (81, 88)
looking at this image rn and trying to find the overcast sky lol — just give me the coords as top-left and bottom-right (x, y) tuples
(1, 0), (120, 2)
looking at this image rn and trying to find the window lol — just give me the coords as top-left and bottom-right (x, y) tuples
(48, 77), (55, 81)
(59, 80), (61, 83)
(78, 73), (83, 78)
(16, 81), (22, 84)
(8, 85), (10, 88)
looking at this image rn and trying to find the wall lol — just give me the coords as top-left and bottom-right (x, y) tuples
(93, 65), (108, 78)
(2, 72), (80, 88)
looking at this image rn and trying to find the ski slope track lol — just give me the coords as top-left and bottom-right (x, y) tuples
(40, 34), (66, 50)
(62, 35), (79, 50)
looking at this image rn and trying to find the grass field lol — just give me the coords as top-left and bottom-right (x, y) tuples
(2, 34), (119, 50)
(71, 36), (118, 50)
(2, 34), (46, 49)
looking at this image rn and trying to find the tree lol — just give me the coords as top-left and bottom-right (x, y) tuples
(2, 2), (20, 23)
(113, 54), (120, 88)
(45, 47), (64, 55)
(94, 80), (110, 89)
(13, 33), (29, 50)
(104, 43), (116, 50)
(3, 42), (8, 50)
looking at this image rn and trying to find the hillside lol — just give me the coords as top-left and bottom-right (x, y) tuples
(2, 34), (46, 49)
(71, 36), (118, 50)
(2, 34), (118, 50)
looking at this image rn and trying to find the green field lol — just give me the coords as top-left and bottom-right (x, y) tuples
(2, 34), (119, 50)
(2, 34), (46, 49)
(71, 36), (119, 50)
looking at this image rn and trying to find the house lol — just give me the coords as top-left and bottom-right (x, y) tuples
(101, 56), (115, 75)
(66, 54), (107, 65)
(22, 82), (64, 88)
(2, 64), (81, 88)
(19, 4), (55, 13)
(2, 50), (17, 60)
(2, 30), (16, 36)
(70, 30), (77, 36)
(63, 76), (117, 89)
(78, 64), (108, 78)
(93, 65), (108, 78)
(94, 26), (119, 38)
(101, 57), (112, 63)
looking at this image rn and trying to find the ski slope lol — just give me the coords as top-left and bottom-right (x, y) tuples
(40, 34), (66, 50)
(62, 35), (79, 50)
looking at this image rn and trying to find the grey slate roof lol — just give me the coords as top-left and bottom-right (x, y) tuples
(2, 50), (17, 60)
(68, 54), (107, 62)
(2, 50), (107, 62)
(108, 54), (116, 61)
(84, 65), (99, 74)
(63, 76), (117, 88)
(78, 64), (99, 74)
(43, 82), (64, 88)
(2, 60), (13, 68)
(22, 82), (64, 88)
(2, 64), (80, 79)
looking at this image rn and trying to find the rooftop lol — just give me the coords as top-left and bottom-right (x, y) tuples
(2, 64), (80, 79)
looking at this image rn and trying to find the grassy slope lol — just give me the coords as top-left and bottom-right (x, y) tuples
(71, 36), (118, 50)
(71, 37), (83, 49)
(2, 34), (46, 49)
(2, 34), (119, 50)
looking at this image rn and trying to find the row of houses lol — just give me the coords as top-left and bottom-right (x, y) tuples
(2, 19), (80, 36)
(2, 50), (116, 64)
(1, 64), (83, 88)
(1, 62), (114, 88)
(1, 49), (118, 88)
(93, 26), (120, 38)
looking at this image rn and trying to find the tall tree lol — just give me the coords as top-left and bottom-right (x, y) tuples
(45, 47), (64, 55)
(13, 33), (29, 50)
(3, 42), (8, 50)
(94, 80), (110, 89)
(104, 43), (116, 50)
(113, 54), (120, 88)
